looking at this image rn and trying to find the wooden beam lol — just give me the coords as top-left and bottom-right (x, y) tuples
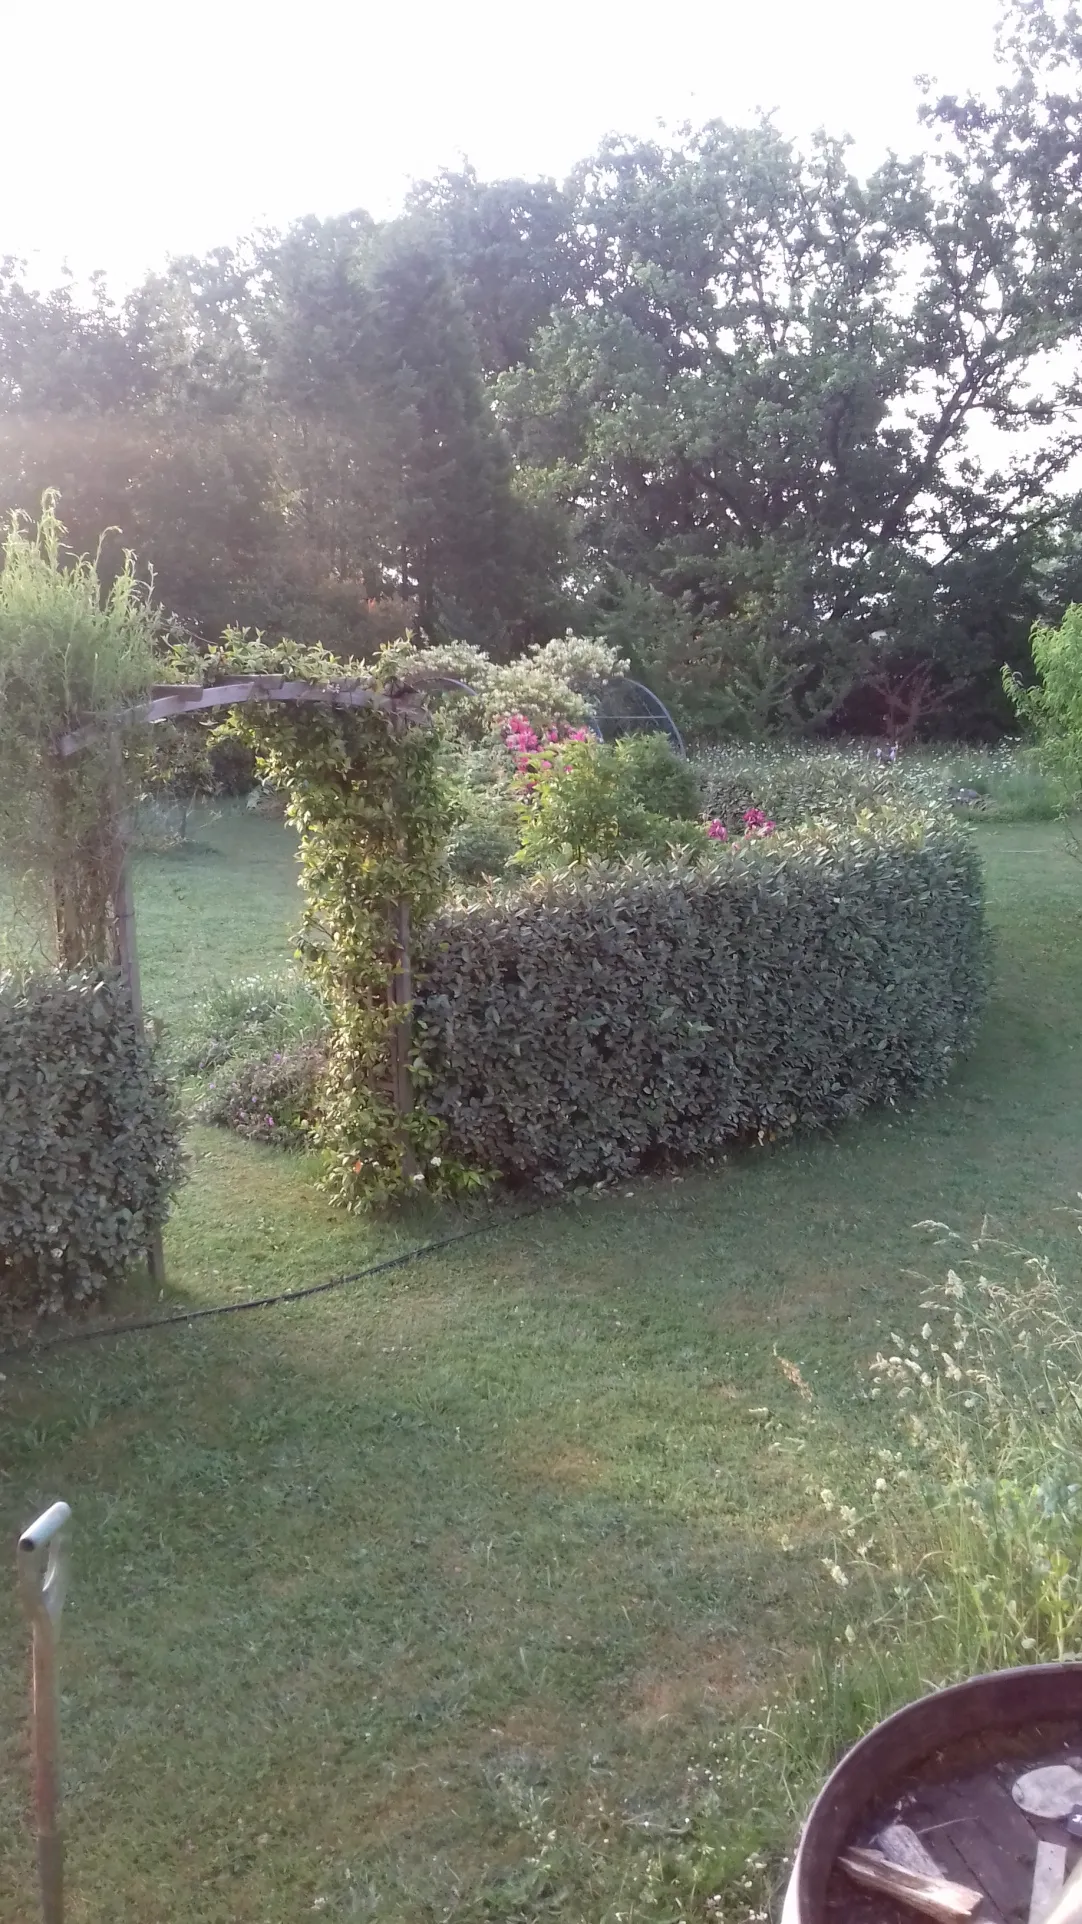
(1030, 1842), (1067, 1924)
(388, 898), (417, 1178)
(839, 1847), (982, 1922)
(110, 734), (167, 1291)
(57, 678), (428, 757)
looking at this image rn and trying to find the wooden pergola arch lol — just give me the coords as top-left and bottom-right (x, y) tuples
(57, 674), (431, 1283)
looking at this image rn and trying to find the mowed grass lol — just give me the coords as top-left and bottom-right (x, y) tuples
(1, 813), (1081, 1922)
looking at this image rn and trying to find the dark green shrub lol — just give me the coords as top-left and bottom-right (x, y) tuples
(446, 801), (520, 882)
(613, 733), (702, 820)
(195, 1043), (325, 1149)
(0, 969), (184, 1311)
(416, 814), (986, 1192)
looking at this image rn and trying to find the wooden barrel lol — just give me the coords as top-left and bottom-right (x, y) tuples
(781, 1663), (1082, 1923)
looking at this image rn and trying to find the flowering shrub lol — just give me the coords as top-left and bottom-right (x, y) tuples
(510, 732), (705, 866)
(196, 1042), (325, 1149)
(499, 712), (591, 781)
(377, 634), (628, 741)
(742, 807), (775, 837)
(702, 809), (775, 841)
(416, 812), (987, 1191)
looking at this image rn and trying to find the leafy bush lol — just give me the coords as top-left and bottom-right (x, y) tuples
(515, 737), (706, 866)
(195, 1042), (325, 1148)
(0, 968), (184, 1311)
(416, 814), (986, 1192)
(695, 740), (1064, 830)
(0, 495), (164, 964)
(379, 633), (628, 740)
(1006, 603), (1082, 800)
(695, 744), (899, 830)
(610, 733), (703, 819)
(446, 800), (520, 882)
(172, 972), (327, 1077)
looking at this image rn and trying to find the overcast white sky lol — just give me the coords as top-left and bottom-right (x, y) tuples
(2, 0), (1007, 294)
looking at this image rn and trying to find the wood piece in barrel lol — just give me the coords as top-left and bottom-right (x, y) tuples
(1041, 1856), (1082, 1924)
(879, 1825), (951, 1879)
(1029, 1842), (1067, 1924)
(839, 1846), (982, 1921)
(903, 1792), (1007, 1921)
(968, 1776), (1052, 1863)
(930, 1777), (1048, 1922)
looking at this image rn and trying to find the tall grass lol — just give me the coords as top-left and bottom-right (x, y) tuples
(643, 1220), (1082, 1921)
(168, 970), (327, 1078)
(850, 1220), (1082, 1668)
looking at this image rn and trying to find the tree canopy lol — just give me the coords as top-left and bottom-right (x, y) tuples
(4, 0), (1082, 733)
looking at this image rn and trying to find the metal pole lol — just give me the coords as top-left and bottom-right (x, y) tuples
(17, 1502), (71, 1924)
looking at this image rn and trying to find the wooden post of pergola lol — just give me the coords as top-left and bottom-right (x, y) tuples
(57, 675), (430, 1278)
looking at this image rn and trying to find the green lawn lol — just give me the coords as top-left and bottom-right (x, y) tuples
(1, 814), (1081, 1922)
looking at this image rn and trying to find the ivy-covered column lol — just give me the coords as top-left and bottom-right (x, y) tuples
(221, 638), (452, 1206)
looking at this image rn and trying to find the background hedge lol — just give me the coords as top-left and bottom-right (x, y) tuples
(695, 745), (902, 831)
(415, 815), (987, 1191)
(0, 969), (184, 1311)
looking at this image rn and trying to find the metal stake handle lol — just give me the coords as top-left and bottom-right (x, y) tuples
(18, 1503), (71, 1924)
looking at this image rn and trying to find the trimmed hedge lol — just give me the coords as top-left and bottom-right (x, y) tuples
(415, 815), (987, 1191)
(695, 745), (900, 831)
(0, 969), (184, 1311)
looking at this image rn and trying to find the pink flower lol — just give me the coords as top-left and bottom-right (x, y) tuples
(706, 819), (728, 840)
(566, 728), (589, 742)
(501, 712), (539, 752)
(741, 807), (775, 837)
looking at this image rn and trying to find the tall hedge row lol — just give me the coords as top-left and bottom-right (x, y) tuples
(415, 816), (986, 1191)
(0, 969), (184, 1311)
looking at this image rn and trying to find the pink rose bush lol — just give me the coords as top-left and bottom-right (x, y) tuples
(702, 807), (775, 844)
(500, 714), (592, 791)
(742, 807), (776, 837)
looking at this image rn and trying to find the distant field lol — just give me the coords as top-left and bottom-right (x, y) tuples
(132, 802), (304, 1022)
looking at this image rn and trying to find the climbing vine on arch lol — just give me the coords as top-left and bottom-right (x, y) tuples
(210, 633), (461, 1207)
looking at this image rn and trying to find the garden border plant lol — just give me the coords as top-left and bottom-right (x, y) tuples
(414, 810), (988, 1192)
(0, 498), (184, 1308)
